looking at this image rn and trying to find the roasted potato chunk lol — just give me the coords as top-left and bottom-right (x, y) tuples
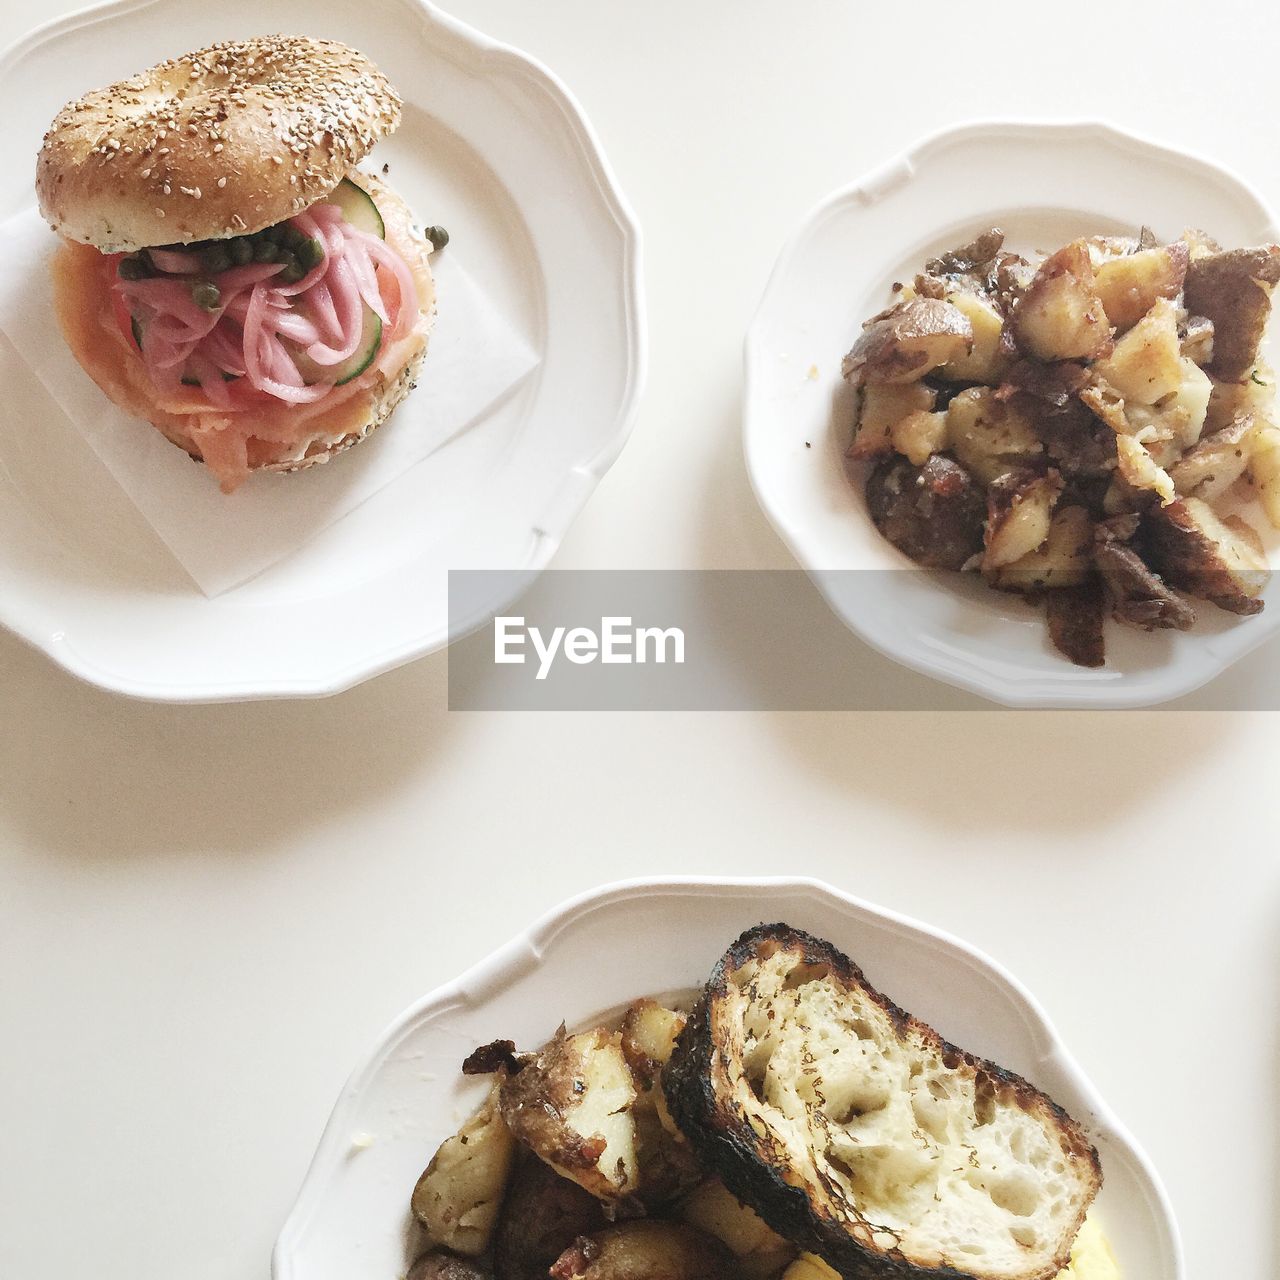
(866, 454), (986, 571)
(848, 382), (935, 460)
(1146, 498), (1269, 615)
(1115, 435), (1175, 505)
(680, 1180), (796, 1280)
(1183, 245), (1280, 381)
(842, 298), (973, 385)
(1092, 297), (1183, 405)
(1093, 241), (1189, 331)
(409, 1252), (493, 1280)
(989, 504), (1092, 591)
(937, 290), (1007, 382)
(1169, 415), (1256, 501)
(1248, 423), (1280, 529)
(1011, 240), (1112, 361)
(982, 469), (1063, 571)
(549, 1222), (734, 1280)
(620, 1002), (701, 1208)
(891, 409), (949, 466)
(1045, 582), (1106, 668)
(946, 386), (1042, 484)
(493, 1156), (606, 1280)
(499, 1029), (638, 1202)
(413, 1083), (517, 1256)
(781, 1257), (840, 1280)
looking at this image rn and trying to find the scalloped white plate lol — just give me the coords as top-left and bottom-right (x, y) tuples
(745, 121), (1280, 709)
(273, 877), (1183, 1280)
(0, 0), (643, 701)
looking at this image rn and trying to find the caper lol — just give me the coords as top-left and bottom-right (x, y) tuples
(257, 224), (281, 244)
(191, 280), (221, 311)
(298, 237), (325, 271)
(277, 252), (304, 284)
(199, 243), (232, 274)
(229, 237), (253, 267)
(281, 224), (307, 251)
(424, 225), (449, 250)
(117, 255), (148, 281)
(252, 237), (277, 263)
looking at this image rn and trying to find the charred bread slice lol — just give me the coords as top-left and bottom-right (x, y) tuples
(663, 925), (1102, 1280)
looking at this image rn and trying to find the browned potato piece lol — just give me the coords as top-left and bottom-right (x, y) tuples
(866, 454), (986, 571)
(409, 1252), (493, 1280)
(413, 1083), (517, 1256)
(1010, 240), (1112, 361)
(620, 1001), (701, 1208)
(1146, 498), (1269, 615)
(1183, 245), (1280, 381)
(493, 1157), (606, 1280)
(549, 1222), (734, 1280)
(1092, 298), (1183, 404)
(1115, 435), (1175, 504)
(989, 505), (1092, 591)
(848, 382), (934, 460)
(1045, 582), (1106, 668)
(680, 1179), (796, 1280)
(782, 1258), (840, 1280)
(937, 290), (1007, 382)
(982, 469), (1064, 572)
(891, 409), (948, 466)
(1169, 415), (1256, 501)
(1094, 525), (1196, 632)
(946, 386), (1042, 484)
(841, 298), (973, 385)
(499, 1029), (638, 1202)
(1093, 242), (1189, 331)
(1249, 424), (1280, 528)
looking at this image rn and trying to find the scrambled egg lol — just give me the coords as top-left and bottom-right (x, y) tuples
(781, 1213), (1120, 1280)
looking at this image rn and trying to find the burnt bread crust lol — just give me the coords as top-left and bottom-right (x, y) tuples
(663, 924), (1102, 1280)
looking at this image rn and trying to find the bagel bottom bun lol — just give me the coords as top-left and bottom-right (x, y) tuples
(49, 171), (435, 492)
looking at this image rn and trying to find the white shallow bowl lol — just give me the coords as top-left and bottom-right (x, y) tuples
(0, 0), (643, 702)
(273, 876), (1183, 1280)
(745, 121), (1280, 709)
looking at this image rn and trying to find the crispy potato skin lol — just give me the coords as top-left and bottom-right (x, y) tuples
(842, 299), (973, 385)
(549, 1222), (734, 1280)
(866, 454), (986, 571)
(492, 1156), (607, 1280)
(408, 1252), (493, 1280)
(1145, 498), (1269, 615)
(1045, 582), (1106, 668)
(1183, 246), (1280, 381)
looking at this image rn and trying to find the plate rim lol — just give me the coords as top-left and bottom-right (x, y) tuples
(0, 0), (647, 703)
(743, 117), (1280, 709)
(270, 873), (1185, 1280)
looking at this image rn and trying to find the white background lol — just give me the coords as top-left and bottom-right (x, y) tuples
(1, 2), (1276, 1278)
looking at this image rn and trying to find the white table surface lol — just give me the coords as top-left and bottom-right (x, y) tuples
(1, 2), (1276, 1277)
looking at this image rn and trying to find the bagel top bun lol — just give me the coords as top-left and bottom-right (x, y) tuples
(36, 35), (401, 253)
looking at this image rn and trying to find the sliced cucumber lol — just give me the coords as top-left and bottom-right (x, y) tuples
(324, 178), (385, 239)
(289, 303), (383, 386)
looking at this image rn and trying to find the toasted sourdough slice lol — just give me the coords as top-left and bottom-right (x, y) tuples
(664, 925), (1102, 1280)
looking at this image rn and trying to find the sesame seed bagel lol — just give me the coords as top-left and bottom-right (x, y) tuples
(36, 35), (401, 252)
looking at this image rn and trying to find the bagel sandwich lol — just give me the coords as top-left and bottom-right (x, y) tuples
(36, 35), (441, 492)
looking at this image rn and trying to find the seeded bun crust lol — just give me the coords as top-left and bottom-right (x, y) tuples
(36, 35), (401, 252)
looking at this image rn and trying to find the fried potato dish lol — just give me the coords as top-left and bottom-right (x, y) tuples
(842, 227), (1278, 666)
(405, 927), (1121, 1280)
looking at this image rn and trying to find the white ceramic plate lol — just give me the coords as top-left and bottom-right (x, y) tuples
(0, 0), (643, 701)
(273, 876), (1182, 1280)
(745, 121), (1280, 709)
